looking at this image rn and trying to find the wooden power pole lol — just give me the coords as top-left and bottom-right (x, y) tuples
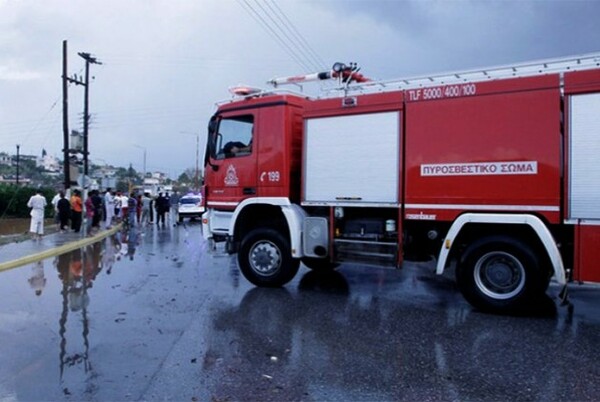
(62, 40), (70, 189)
(78, 52), (102, 178)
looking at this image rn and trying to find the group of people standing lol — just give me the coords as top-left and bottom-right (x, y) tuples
(27, 188), (180, 240)
(26, 188), (83, 239)
(103, 190), (174, 228)
(50, 189), (88, 234)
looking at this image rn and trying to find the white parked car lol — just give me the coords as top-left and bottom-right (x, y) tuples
(177, 194), (204, 223)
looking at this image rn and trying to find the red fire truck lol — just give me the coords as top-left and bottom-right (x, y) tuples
(202, 53), (600, 313)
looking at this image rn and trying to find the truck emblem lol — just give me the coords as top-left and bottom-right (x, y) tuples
(224, 164), (239, 186)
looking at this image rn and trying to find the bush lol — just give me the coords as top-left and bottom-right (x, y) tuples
(0, 184), (56, 218)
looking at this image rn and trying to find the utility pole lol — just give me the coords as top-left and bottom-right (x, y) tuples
(78, 52), (102, 178)
(133, 144), (147, 186)
(15, 144), (20, 186)
(179, 131), (201, 191)
(195, 132), (200, 191)
(62, 40), (70, 189)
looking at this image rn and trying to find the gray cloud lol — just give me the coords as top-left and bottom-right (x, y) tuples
(1, 0), (598, 176)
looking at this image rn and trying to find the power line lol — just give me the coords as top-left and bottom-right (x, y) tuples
(0, 98), (60, 130)
(0, 97), (62, 157)
(237, 0), (313, 72)
(252, 0), (321, 71)
(97, 54), (298, 72)
(266, 0), (327, 71)
(1, 105), (203, 142)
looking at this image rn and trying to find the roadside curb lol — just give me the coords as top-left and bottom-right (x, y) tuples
(0, 224), (122, 273)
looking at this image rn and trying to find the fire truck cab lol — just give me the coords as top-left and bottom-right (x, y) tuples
(203, 55), (600, 313)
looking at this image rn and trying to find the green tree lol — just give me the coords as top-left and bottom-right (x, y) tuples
(0, 184), (55, 218)
(115, 166), (137, 193)
(177, 172), (190, 183)
(127, 164), (137, 181)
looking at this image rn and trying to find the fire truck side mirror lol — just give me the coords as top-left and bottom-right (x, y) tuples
(206, 115), (220, 172)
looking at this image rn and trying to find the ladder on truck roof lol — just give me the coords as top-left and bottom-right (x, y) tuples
(229, 52), (600, 101)
(342, 52), (600, 94)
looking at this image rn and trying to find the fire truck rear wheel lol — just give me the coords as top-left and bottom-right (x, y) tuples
(456, 236), (547, 313)
(238, 228), (300, 287)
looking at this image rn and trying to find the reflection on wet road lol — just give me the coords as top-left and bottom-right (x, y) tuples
(0, 222), (599, 401)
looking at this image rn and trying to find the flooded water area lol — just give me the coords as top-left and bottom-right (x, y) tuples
(0, 222), (599, 401)
(0, 218), (57, 245)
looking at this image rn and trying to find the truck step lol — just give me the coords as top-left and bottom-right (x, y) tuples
(334, 239), (398, 267)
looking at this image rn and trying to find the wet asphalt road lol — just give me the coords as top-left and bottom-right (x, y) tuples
(0, 222), (599, 401)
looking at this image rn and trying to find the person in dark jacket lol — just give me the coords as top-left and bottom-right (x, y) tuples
(155, 192), (169, 226)
(91, 190), (104, 230)
(128, 193), (138, 227)
(56, 191), (71, 232)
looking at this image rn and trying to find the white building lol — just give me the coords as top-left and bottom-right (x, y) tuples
(143, 177), (160, 195)
(36, 151), (61, 173)
(0, 152), (12, 166)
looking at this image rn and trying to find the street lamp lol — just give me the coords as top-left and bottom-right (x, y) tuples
(133, 144), (146, 187)
(179, 131), (200, 191)
(15, 144), (20, 186)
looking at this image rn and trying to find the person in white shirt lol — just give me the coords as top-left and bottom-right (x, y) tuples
(120, 193), (129, 224)
(51, 191), (60, 230)
(28, 261), (46, 296)
(27, 189), (48, 240)
(114, 192), (122, 221)
(141, 193), (152, 225)
(104, 188), (115, 229)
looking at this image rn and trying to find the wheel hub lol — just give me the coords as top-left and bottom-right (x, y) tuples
(487, 259), (516, 288)
(475, 251), (526, 300)
(250, 241), (281, 275)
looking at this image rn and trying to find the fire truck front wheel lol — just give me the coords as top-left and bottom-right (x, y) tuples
(238, 228), (300, 287)
(456, 236), (547, 313)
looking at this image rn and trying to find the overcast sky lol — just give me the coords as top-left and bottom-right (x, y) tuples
(1, 0), (599, 178)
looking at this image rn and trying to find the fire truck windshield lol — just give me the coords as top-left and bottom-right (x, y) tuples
(211, 115), (254, 159)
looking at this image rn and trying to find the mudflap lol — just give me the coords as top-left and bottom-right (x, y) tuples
(558, 284), (569, 306)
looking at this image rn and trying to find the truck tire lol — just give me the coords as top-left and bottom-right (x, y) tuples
(456, 235), (548, 314)
(238, 228), (300, 287)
